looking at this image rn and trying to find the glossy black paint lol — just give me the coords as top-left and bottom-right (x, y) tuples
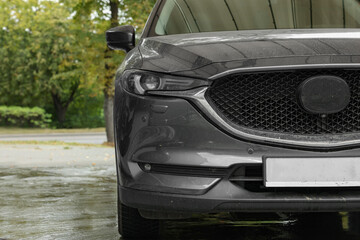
(121, 186), (360, 213)
(106, 25), (135, 52)
(113, 12), (360, 216)
(114, 85), (360, 213)
(136, 29), (360, 78)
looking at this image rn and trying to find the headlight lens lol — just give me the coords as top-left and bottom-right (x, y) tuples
(140, 75), (161, 90)
(122, 70), (209, 95)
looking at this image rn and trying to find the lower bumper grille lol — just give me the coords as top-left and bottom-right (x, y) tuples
(138, 163), (229, 177)
(229, 165), (265, 192)
(139, 163), (360, 193)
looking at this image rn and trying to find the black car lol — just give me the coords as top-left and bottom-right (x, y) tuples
(107, 0), (360, 238)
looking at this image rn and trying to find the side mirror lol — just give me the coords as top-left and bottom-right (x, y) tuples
(106, 25), (135, 52)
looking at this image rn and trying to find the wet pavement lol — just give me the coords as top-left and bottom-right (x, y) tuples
(0, 132), (107, 144)
(0, 144), (360, 240)
(0, 166), (118, 240)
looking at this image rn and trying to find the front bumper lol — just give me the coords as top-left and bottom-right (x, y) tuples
(120, 184), (360, 213)
(115, 87), (360, 213)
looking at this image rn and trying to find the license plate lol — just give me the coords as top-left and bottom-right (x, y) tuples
(264, 157), (360, 187)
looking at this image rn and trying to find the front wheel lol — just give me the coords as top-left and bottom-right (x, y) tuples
(118, 201), (160, 239)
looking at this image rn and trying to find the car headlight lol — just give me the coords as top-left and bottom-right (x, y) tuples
(121, 70), (209, 95)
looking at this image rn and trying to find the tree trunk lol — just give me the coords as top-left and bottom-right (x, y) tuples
(56, 107), (68, 127)
(52, 93), (69, 127)
(51, 86), (78, 128)
(103, 91), (114, 143)
(102, 0), (119, 143)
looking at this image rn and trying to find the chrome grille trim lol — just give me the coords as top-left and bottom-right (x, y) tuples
(149, 64), (360, 148)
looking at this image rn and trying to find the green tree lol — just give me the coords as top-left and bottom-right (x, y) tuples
(0, 0), (88, 126)
(70, 0), (156, 142)
(31, 2), (82, 126)
(0, 0), (156, 134)
(0, 0), (40, 106)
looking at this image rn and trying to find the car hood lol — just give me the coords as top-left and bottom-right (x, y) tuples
(137, 29), (360, 79)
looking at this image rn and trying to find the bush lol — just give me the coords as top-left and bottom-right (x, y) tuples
(0, 106), (52, 128)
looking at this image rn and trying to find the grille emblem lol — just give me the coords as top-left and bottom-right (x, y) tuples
(297, 75), (351, 115)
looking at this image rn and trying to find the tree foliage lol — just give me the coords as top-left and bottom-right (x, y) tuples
(0, 105), (52, 128)
(0, 0), (100, 126)
(0, 0), (156, 131)
(68, 0), (156, 97)
(122, 0), (156, 31)
(68, 0), (156, 141)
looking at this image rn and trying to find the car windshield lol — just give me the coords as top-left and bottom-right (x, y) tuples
(152, 0), (360, 36)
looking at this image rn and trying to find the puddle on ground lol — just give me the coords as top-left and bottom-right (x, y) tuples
(0, 167), (359, 240)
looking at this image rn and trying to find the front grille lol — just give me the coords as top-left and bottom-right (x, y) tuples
(207, 69), (360, 135)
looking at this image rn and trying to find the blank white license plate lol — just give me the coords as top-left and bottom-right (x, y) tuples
(264, 157), (360, 187)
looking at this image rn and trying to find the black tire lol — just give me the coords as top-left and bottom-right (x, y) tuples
(230, 212), (281, 221)
(118, 201), (160, 239)
(349, 212), (360, 235)
(292, 213), (343, 239)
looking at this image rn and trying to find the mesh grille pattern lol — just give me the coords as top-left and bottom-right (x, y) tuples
(207, 70), (360, 135)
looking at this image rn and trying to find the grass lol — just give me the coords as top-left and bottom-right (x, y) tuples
(0, 127), (105, 135)
(0, 140), (113, 148)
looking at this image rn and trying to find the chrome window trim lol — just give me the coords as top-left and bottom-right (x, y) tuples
(149, 64), (360, 148)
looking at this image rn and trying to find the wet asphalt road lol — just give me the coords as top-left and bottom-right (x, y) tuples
(0, 144), (360, 240)
(0, 132), (107, 144)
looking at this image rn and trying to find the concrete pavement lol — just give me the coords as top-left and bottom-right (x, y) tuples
(0, 132), (107, 144)
(0, 144), (115, 168)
